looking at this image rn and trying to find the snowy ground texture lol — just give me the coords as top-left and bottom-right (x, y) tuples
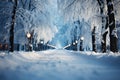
(0, 50), (120, 80)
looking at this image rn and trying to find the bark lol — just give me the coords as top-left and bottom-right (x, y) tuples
(101, 17), (108, 52)
(9, 0), (18, 52)
(97, 0), (108, 52)
(92, 26), (96, 52)
(106, 0), (118, 52)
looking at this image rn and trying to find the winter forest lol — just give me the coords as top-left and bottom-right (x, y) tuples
(0, 0), (120, 80)
(0, 0), (120, 52)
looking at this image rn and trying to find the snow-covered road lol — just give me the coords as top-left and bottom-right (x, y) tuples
(0, 50), (120, 80)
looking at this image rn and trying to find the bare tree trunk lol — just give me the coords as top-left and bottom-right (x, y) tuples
(101, 17), (108, 52)
(92, 26), (96, 52)
(97, 0), (108, 52)
(106, 0), (118, 52)
(9, 0), (18, 52)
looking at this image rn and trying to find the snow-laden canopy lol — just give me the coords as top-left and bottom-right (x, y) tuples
(0, 1), (13, 43)
(10, 0), (120, 50)
(0, 0), (120, 50)
(15, 0), (58, 44)
(53, 0), (101, 49)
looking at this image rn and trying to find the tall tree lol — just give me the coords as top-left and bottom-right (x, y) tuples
(9, 0), (18, 52)
(97, 0), (108, 52)
(106, 0), (118, 52)
(92, 26), (96, 52)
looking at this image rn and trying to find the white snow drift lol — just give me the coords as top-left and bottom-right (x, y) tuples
(0, 50), (120, 80)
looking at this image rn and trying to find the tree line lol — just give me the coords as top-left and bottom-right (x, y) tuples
(9, 0), (119, 52)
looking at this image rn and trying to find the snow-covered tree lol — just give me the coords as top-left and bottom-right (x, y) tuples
(97, 0), (108, 52)
(15, 0), (57, 44)
(106, 0), (118, 52)
(9, 0), (18, 52)
(0, 0), (120, 52)
(114, 0), (120, 51)
(92, 26), (96, 52)
(57, 0), (99, 51)
(0, 1), (13, 44)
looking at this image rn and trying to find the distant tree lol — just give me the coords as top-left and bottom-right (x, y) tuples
(9, 0), (18, 52)
(106, 0), (118, 52)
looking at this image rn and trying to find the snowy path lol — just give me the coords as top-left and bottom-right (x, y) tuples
(0, 50), (120, 80)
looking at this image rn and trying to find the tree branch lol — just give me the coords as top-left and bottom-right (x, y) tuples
(64, 0), (77, 10)
(114, 0), (120, 6)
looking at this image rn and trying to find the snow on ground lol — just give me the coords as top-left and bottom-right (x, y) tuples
(0, 50), (120, 80)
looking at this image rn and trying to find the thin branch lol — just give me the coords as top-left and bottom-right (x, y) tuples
(114, 0), (120, 6)
(21, 0), (27, 9)
(97, 0), (101, 6)
(64, 0), (77, 10)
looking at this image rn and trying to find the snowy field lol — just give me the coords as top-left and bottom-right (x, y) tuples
(0, 50), (120, 80)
